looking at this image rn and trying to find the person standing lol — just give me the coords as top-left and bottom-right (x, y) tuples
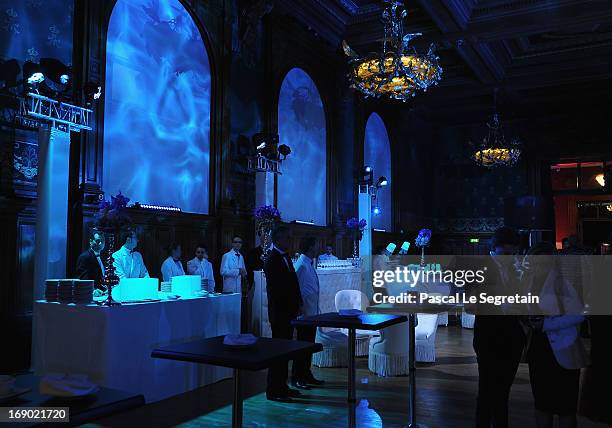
(75, 228), (106, 290)
(161, 242), (185, 282)
(318, 244), (338, 262)
(523, 242), (587, 428)
(291, 237), (325, 389)
(112, 229), (149, 279)
(220, 235), (247, 293)
(186, 244), (215, 292)
(473, 227), (526, 428)
(264, 225), (303, 402)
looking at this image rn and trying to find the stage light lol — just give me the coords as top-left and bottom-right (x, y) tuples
(377, 176), (388, 187)
(278, 144), (291, 160)
(0, 59), (20, 88)
(84, 82), (102, 105)
(372, 206), (381, 215)
(385, 243), (396, 255)
(23, 61), (44, 85)
(400, 241), (410, 252)
(252, 133), (279, 159)
(595, 173), (605, 187)
(40, 58), (70, 85)
(359, 165), (374, 185)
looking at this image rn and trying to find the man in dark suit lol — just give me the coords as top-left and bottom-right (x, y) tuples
(472, 227), (526, 428)
(75, 228), (106, 291)
(264, 225), (303, 402)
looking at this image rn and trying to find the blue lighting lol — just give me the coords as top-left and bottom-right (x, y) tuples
(372, 206), (381, 215)
(103, 0), (211, 214)
(364, 113), (391, 231)
(28, 72), (44, 84)
(277, 68), (326, 225)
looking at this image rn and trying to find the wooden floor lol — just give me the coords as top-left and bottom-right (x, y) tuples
(85, 326), (608, 428)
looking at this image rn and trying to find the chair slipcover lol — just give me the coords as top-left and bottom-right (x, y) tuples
(334, 290), (377, 357)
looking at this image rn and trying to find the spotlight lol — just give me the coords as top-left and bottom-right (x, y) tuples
(377, 176), (388, 187)
(23, 61), (44, 86)
(360, 165), (374, 185)
(84, 82), (102, 105)
(372, 206), (381, 215)
(0, 59), (20, 88)
(252, 133), (279, 159)
(399, 241), (410, 254)
(40, 58), (70, 83)
(278, 144), (291, 160)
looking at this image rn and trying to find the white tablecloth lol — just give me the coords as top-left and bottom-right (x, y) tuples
(252, 267), (361, 337)
(32, 294), (241, 402)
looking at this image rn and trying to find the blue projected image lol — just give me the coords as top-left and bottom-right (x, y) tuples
(0, 0), (73, 67)
(364, 113), (392, 231)
(104, 0), (211, 214)
(277, 68), (327, 225)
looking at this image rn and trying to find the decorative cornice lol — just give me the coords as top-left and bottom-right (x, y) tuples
(434, 217), (504, 234)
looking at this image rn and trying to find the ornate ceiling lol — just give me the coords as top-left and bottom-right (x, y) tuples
(274, 0), (612, 125)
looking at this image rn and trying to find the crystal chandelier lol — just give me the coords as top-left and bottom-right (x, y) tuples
(343, 1), (442, 101)
(472, 90), (522, 168)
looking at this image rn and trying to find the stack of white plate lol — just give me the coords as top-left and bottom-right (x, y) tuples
(45, 279), (60, 302)
(58, 280), (74, 304)
(73, 280), (94, 304)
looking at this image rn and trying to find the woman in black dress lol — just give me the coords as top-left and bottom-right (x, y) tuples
(524, 242), (587, 428)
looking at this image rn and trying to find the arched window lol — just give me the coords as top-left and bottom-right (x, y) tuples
(103, 0), (211, 214)
(277, 68), (327, 225)
(364, 113), (392, 231)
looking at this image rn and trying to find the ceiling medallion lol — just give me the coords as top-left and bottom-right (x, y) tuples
(342, 0), (442, 101)
(472, 90), (522, 168)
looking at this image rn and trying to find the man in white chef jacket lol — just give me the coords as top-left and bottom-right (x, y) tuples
(291, 236), (325, 388)
(220, 235), (247, 293)
(112, 229), (150, 279)
(187, 243), (215, 292)
(160, 242), (185, 282)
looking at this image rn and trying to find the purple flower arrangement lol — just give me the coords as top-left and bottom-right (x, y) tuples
(346, 217), (367, 231)
(96, 192), (132, 230)
(254, 205), (281, 221)
(346, 217), (367, 241)
(415, 228), (432, 247)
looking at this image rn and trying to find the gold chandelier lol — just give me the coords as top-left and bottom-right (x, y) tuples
(343, 1), (442, 101)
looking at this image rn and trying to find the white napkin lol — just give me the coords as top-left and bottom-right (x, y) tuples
(223, 334), (258, 346)
(40, 374), (99, 397)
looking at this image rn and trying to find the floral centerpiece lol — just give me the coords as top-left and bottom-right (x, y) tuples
(96, 192), (131, 230)
(95, 192), (132, 306)
(346, 217), (367, 258)
(254, 205), (281, 262)
(415, 228), (432, 267)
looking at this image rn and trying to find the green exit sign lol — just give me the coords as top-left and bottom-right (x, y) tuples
(469, 238), (479, 243)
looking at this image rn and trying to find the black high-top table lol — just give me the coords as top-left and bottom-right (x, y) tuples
(151, 335), (322, 428)
(291, 312), (407, 403)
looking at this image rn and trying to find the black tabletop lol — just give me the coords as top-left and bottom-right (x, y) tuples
(6, 374), (144, 427)
(291, 312), (407, 330)
(367, 302), (456, 315)
(151, 336), (322, 371)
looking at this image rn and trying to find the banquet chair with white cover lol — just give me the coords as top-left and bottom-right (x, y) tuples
(312, 328), (348, 367)
(368, 313), (440, 376)
(334, 290), (377, 357)
(461, 310), (475, 329)
(437, 311), (449, 326)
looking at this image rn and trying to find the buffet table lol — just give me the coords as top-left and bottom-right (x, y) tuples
(251, 266), (361, 337)
(32, 294), (241, 402)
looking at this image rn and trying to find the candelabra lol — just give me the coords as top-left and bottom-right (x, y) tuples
(101, 233), (121, 306)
